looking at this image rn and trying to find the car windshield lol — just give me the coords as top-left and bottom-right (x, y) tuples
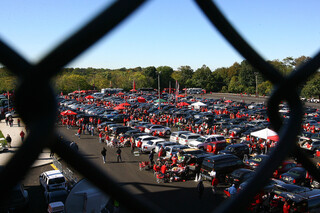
(287, 169), (302, 177)
(196, 137), (205, 142)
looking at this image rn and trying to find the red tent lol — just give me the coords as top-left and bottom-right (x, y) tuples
(137, 97), (146, 103)
(114, 106), (125, 110)
(61, 110), (77, 116)
(177, 102), (190, 106)
(267, 135), (279, 142)
(120, 102), (131, 107)
(117, 92), (125, 95)
(177, 95), (185, 98)
(85, 95), (95, 99)
(224, 100), (233, 103)
(130, 89), (137, 92)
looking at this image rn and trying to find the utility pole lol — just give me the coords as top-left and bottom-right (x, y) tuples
(255, 72), (258, 97)
(158, 72), (161, 109)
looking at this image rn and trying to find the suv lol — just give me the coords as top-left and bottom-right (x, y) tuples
(39, 170), (67, 192)
(113, 126), (132, 135)
(170, 131), (191, 142)
(189, 135), (226, 149)
(141, 139), (166, 153)
(144, 125), (171, 135)
(179, 133), (201, 146)
(135, 135), (159, 146)
(200, 154), (244, 181)
(218, 144), (250, 159)
(205, 141), (228, 154)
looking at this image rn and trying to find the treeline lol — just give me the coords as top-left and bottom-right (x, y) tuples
(0, 56), (319, 98)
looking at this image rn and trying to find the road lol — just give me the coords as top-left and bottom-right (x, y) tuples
(22, 125), (225, 213)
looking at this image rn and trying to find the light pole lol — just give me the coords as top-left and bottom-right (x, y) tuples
(158, 72), (161, 109)
(255, 72), (258, 97)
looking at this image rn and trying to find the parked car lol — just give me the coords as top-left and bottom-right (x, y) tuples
(164, 145), (189, 158)
(218, 144), (250, 160)
(280, 167), (310, 186)
(300, 140), (320, 152)
(44, 189), (68, 205)
(205, 141), (228, 154)
(154, 141), (178, 153)
(244, 154), (269, 170)
(0, 183), (29, 212)
(135, 135), (159, 146)
(39, 170), (68, 192)
(225, 168), (255, 187)
(170, 131), (191, 143)
(273, 161), (300, 178)
(141, 139), (167, 153)
(200, 154), (244, 181)
(144, 125), (171, 135)
(189, 135), (225, 149)
(113, 126), (133, 135)
(179, 133), (201, 146)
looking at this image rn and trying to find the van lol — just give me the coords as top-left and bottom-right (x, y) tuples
(170, 131), (191, 142)
(200, 154), (243, 181)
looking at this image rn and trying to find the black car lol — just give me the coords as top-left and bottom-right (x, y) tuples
(110, 114), (129, 123)
(225, 168), (255, 187)
(244, 154), (269, 170)
(123, 129), (141, 138)
(218, 144), (249, 160)
(0, 183), (29, 212)
(113, 126), (133, 135)
(280, 167), (310, 186)
(200, 154), (244, 182)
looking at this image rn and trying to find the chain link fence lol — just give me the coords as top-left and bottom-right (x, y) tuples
(0, 0), (320, 212)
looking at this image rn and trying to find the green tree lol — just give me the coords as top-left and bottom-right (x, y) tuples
(191, 65), (212, 91)
(157, 66), (174, 89)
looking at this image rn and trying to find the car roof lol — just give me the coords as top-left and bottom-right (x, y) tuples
(43, 170), (64, 179)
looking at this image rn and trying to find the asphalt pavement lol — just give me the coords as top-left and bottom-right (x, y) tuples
(56, 126), (225, 213)
(0, 118), (53, 167)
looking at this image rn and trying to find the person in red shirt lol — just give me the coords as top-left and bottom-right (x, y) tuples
(99, 132), (104, 143)
(20, 130), (25, 142)
(161, 164), (167, 174)
(171, 155), (178, 167)
(283, 200), (291, 213)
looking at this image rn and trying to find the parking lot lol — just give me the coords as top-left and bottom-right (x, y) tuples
(3, 91), (320, 212)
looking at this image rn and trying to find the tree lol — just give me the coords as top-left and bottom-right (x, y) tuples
(176, 66), (194, 88)
(228, 76), (243, 93)
(157, 66), (174, 90)
(191, 65), (212, 91)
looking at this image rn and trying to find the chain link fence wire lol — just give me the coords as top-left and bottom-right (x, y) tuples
(0, 0), (320, 212)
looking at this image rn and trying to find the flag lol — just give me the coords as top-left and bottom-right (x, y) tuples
(175, 81), (179, 102)
(133, 80), (136, 90)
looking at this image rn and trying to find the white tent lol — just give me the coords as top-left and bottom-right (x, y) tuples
(190, 101), (207, 109)
(250, 128), (278, 140)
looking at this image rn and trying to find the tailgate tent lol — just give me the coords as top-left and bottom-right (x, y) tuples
(190, 101), (207, 109)
(250, 128), (278, 140)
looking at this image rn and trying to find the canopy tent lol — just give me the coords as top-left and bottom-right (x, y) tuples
(114, 106), (125, 110)
(119, 102), (131, 107)
(177, 95), (185, 98)
(177, 102), (190, 107)
(154, 99), (166, 103)
(130, 89), (137, 92)
(137, 96), (146, 103)
(190, 101), (207, 109)
(250, 128), (278, 140)
(61, 110), (77, 116)
(117, 92), (125, 95)
(224, 100), (233, 103)
(85, 95), (95, 99)
(267, 135), (279, 142)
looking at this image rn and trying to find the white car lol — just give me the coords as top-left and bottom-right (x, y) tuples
(39, 170), (67, 192)
(178, 133), (201, 146)
(144, 125), (171, 135)
(141, 139), (166, 153)
(164, 145), (189, 158)
(170, 131), (191, 142)
(189, 135), (226, 149)
(154, 141), (178, 153)
(135, 135), (159, 146)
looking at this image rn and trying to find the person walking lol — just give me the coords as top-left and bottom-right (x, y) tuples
(149, 149), (155, 165)
(20, 130), (25, 142)
(101, 147), (107, 164)
(17, 118), (21, 127)
(116, 147), (122, 163)
(228, 184), (237, 197)
(5, 134), (12, 148)
(197, 180), (205, 199)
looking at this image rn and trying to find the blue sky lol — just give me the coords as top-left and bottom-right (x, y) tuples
(0, 0), (319, 71)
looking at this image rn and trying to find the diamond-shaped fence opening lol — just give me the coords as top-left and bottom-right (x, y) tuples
(1, 0), (320, 212)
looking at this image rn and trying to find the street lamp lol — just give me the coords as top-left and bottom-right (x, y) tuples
(254, 72), (258, 97)
(158, 72), (161, 109)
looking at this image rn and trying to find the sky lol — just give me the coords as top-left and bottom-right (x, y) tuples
(0, 0), (319, 71)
